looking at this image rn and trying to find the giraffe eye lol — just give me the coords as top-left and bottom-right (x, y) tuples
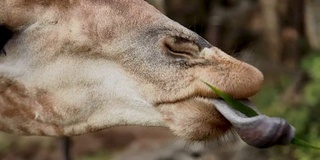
(165, 43), (194, 58)
(163, 36), (200, 59)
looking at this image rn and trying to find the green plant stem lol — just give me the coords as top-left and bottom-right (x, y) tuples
(291, 138), (320, 150)
(203, 81), (258, 117)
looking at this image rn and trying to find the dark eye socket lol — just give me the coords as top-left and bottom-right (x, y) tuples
(0, 26), (14, 56)
(163, 36), (200, 58)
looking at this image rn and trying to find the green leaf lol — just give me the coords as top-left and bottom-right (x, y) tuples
(291, 138), (320, 150)
(202, 81), (320, 150)
(202, 81), (258, 117)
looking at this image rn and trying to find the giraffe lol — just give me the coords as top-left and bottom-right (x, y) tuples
(0, 0), (294, 152)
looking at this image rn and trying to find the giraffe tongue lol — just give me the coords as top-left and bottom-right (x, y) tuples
(212, 99), (295, 148)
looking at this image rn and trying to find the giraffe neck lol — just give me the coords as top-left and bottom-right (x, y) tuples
(0, 74), (165, 136)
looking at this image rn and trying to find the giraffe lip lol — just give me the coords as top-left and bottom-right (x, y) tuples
(212, 99), (295, 148)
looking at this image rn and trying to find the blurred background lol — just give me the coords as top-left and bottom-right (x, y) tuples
(0, 0), (319, 159)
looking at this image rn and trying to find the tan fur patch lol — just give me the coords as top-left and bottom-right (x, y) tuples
(22, 0), (72, 9)
(159, 97), (231, 141)
(0, 77), (35, 120)
(0, 77), (66, 135)
(36, 89), (63, 120)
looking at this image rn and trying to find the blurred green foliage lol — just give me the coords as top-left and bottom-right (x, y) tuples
(302, 51), (320, 107)
(254, 50), (320, 160)
(296, 50), (320, 160)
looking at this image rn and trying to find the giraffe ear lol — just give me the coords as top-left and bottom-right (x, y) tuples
(0, 25), (13, 55)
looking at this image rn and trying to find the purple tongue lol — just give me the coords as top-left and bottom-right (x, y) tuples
(212, 99), (295, 148)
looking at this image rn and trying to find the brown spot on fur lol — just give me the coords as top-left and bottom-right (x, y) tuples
(8, 82), (29, 98)
(22, 0), (72, 9)
(36, 89), (63, 119)
(17, 125), (29, 133)
(52, 124), (64, 135)
(2, 107), (21, 119)
(38, 129), (46, 136)
(0, 80), (35, 120)
(0, 122), (10, 132)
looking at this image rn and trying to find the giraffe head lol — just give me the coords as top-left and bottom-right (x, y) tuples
(0, 0), (293, 147)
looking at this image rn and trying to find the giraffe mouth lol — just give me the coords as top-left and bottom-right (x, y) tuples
(212, 99), (295, 148)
